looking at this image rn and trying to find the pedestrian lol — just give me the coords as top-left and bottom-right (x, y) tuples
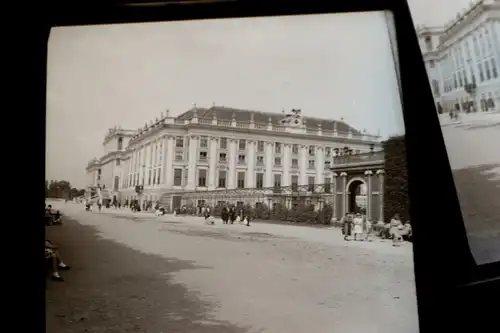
(364, 217), (372, 241)
(341, 213), (352, 241)
(352, 213), (364, 241)
(389, 214), (403, 246)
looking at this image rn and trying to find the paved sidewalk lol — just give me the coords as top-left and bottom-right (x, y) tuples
(439, 111), (500, 127)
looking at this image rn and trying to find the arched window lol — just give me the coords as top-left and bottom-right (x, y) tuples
(117, 137), (123, 150)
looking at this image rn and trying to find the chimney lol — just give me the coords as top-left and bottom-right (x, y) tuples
(191, 105), (199, 124)
(317, 123), (323, 136)
(249, 112), (255, 129)
(166, 109), (170, 118)
(333, 121), (338, 137)
(267, 116), (273, 131)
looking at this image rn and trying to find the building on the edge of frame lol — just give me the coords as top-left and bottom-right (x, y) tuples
(416, 0), (500, 114)
(84, 127), (136, 200)
(84, 105), (382, 210)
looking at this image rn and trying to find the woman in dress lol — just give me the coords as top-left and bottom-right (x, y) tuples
(341, 213), (352, 241)
(352, 213), (364, 241)
(389, 214), (403, 246)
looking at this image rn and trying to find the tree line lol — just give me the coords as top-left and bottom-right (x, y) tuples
(45, 180), (85, 199)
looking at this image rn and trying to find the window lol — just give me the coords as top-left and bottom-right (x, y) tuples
(174, 169), (182, 186)
(256, 173), (264, 188)
(325, 147), (331, 157)
(114, 176), (120, 191)
(308, 176), (315, 192)
(308, 159), (315, 169)
(148, 170), (152, 185)
(220, 137), (227, 149)
(219, 153), (227, 162)
(432, 80), (440, 96)
(424, 36), (432, 51)
(156, 169), (160, 184)
(274, 174), (282, 193)
(257, 156), (264, 165)
(291, 175), (299, 191)
(458, 71), (463, 87)
(275, 142), (281, 154)
(238, 154), (246, 164)
(324, 177), (331, 193)
(308, 145), (315, 156)
(291, 158), (298, 168)
(198, 169), (207, 187)
(492, 59), (498, 78)
(175, 152), (183, 161)
(257, 141), (264, 152)
(176, 137), (184, 148)
(218, 170), (226, 188)
(239, 139), (246, 150)
(237, 172), (245, 188)
(199, 151), (208, 161)
(429, 60), (435, 68)
(274, 174), (282, 188)
(274, 157), (281, 166)
(479, 63), (484, 82)
(200, 136), (208, 148)
(463, 70), (468, 85)
(116, 159), (121, 166)
(485, 61), (491, 80)
(292, 144), (299, 154)
(453, 73), (457, 89)
(152, 169), (157, 185)
(117, 137), (123, 150)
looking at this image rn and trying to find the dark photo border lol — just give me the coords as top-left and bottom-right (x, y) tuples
(17, 0), (500, 332)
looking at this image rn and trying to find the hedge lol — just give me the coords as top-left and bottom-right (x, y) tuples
(383, 135), (410, 222)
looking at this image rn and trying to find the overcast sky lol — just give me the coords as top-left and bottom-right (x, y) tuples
(46, 0), (470, 188)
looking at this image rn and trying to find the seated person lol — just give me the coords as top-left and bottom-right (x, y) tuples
(45, 240), (70, 281)
(44, 208), (54, 226)
(52, 210), (63, 225)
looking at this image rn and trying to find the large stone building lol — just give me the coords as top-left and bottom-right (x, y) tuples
(85, 105), (381, 212)
(416, 0), (500, 114)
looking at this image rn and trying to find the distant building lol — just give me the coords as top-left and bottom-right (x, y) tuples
(416, 0), (500, 114)
(85, 105), (381, 209)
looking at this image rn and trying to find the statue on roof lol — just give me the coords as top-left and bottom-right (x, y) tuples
(280, 108), (304, 128)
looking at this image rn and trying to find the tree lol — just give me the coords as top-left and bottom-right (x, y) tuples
(45, 180), (85, 199)
(383, 135), (410, 222)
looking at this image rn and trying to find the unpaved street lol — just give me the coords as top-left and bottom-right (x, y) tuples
(441, 113), (500, 265)
(46, 202), (418, 333)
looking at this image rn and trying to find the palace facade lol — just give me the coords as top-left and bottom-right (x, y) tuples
(85, 105), (381, 211)
(416, 0), (500, 114)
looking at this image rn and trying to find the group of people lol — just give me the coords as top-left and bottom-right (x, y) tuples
(341, 213), (372, 241)
(220, 206), (250, 226)
(341, 213), (411, 246)
(45, 204), (71, 282)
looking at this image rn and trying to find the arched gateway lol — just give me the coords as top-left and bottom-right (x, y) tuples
(330, 151), (385, 222)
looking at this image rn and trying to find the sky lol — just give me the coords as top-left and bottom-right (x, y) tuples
(46, 0), (471, 189)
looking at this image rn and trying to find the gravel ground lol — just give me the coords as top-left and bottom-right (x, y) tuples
(47, 202), (418, 333)
(441, 121), (500, 265)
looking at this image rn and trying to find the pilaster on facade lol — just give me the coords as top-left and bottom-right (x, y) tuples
(208, 136), (218, 190)
(227, 138), (237, 189)
(164, 135), (175, 188)
(340, 172), (347, 217)
(315, 146), (325, 185)
(376, 169), (385, 222)
(299, 144), (308, 186)
(186, 135), (199, 190)
(264, 141), (274, 188)
(364, 170), (373, 221)
(246, 139), (256, 189)
(282, 143), (291, 187)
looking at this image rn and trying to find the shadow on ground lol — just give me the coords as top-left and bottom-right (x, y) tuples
(452, 163), (500, 233)
(45, 219), (249, 333)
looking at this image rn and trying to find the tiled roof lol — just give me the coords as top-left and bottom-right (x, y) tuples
(175, 106), (361, 134)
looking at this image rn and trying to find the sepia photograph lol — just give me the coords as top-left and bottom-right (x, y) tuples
(45, 9), (419, 333)
(414, 0), (500, 265)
